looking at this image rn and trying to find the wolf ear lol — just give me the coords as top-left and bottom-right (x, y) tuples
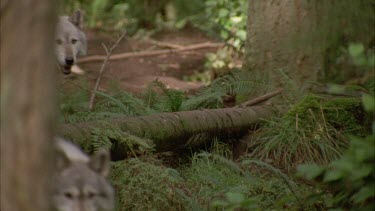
(89, 149), (111, 178)
(69, 10), (84, 29)
(55, 147), (72, 171)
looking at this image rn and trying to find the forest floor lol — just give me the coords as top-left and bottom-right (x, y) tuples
(75, 27), (221, 94)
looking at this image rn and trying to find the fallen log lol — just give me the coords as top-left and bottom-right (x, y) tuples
(59, 106), (276, 157)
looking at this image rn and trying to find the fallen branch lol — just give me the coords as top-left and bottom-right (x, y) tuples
(146, 39), (184, 49)
(78, 42), (224, 64)
(237, 89), (283, 107)
(88, 31), (127, 111)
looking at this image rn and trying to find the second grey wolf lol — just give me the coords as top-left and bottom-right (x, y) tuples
(55, 10), (87, 74)
(53, 137), (114, 211)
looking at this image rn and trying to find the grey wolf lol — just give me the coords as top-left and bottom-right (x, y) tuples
(55, 10), (87, 74)
(53, 137), (114, 211)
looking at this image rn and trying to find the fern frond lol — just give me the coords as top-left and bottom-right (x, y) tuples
(182, 70), (266, 110)
(91, 121), (155, 157)
(149, 79), (186, 112)
(181, 92), (224, 110)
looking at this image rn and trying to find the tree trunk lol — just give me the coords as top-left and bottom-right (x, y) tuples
(245, 0), (375, 95)
(59, 106), (275, 157)
(1, 1), (57, 211)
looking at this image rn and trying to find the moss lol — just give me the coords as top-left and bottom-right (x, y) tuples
(285, 94), (321, 119)
(363, 73), (375, 94)
(249, 94), (369, 171)
(285, 94), (367, 136)
(110, 153), (307, 210)
(110, 158), (186, 211)
(322, 97), (365, 134)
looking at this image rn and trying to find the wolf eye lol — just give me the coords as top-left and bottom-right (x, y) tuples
(87, 192), (96, 199)
(71, 39), (78, 44)
(56, 39), (63, 45)
(64, 192), (74, 199)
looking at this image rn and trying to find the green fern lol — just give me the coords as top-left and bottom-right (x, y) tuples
(147, 79), (186, 112)
(60, 70), (266, 125)
(182, 70), (266, 110)
(94, 91), (151, 115)
(91, 121), (154, 157)
(181, 91), (224, 110)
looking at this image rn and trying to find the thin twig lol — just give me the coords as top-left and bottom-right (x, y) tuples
(237, 89), (283, 107)
(88, 31), (127, 111)
(78, 42), (224, 64)
(146, 39), (184, 49)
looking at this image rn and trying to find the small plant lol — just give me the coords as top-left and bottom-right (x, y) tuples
(297, 43), (375, 209)
(205, 47), (243, 81)
(348, 43), (375, 68)
(182, 70), (265, 110)
(248, 94), (366, 172)
(213, 192), (259, 210)
(146, 79), (186, 112)
(181, 151), (304, 210)
(111, 158), (187, 210)
(200, 0), (247, 82)
(207, 0), (247, 48)
(298, 94), (375, 210)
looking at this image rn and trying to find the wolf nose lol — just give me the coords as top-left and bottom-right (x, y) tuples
(65, 57), (74, 66)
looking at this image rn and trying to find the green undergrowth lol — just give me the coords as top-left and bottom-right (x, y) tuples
(110, 151), (310, 211)
(59, 70), (265, 124)
(297, 93), (375, 210)
(111, 158), (186, 210)
(90, 123), (155, 156)
(59, 71), (265, 157)
(248, 94), (369, 172)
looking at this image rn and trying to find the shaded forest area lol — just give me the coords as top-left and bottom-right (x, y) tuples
(1, 0), (374, 210)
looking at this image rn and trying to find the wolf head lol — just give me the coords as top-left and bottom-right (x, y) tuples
(55, 10), (87, 75)
(53, 138), (114, 211)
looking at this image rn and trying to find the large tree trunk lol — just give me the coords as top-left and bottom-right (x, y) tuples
(59, 106), (275, 158)
(245, 0), (375, 94)
(1, 1), (57, 211)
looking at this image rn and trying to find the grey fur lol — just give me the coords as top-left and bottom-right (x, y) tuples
(53, 138), (114, 211)
(55, 10), (87, 74)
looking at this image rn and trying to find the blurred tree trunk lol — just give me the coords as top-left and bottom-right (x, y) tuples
(1, 1), (57, 211)
(245, 0), (375, 95)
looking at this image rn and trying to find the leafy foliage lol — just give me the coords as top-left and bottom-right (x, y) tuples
(182, 69), (265, 110)
(145, 80), (186, 112)
(110, 149), (306, 210)
(90, 122), (154, 156)
(203, 0), (247, 51)
(59, 70), (264, 124)
(248, 94), (367, 172)
(62, 0), (247, 39)
(62, 0), (130, 30)
(182, 152), (305, 210)
(297, 44), (375, 209)
(298, 94), (375, 210)
(111, 158), (186, 210)
(213, 192), (259, 211)
(59, 71), (264, 157)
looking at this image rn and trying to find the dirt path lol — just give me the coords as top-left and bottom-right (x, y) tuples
(78, 27), (220, 93)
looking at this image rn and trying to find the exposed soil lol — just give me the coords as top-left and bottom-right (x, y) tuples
(77, 27), (220, 93)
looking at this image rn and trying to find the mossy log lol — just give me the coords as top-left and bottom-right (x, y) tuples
(59, 106), (276, 156)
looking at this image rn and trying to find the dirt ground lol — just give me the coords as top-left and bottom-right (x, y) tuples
(77, 27), (220, 94)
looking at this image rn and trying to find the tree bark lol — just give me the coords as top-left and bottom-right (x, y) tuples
(58, 106), (275, 157)
(245, 0), (375, 95)
(1, 1), (57, 211)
